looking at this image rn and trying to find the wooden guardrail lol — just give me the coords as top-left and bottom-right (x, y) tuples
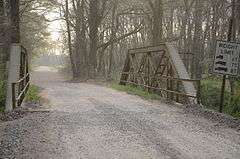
(120, 73), (201, 104)
(11, 46), (30, 108)
(12, 73), (30, 108)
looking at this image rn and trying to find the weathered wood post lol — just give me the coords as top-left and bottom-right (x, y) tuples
(5, 0), (21, 112)
(5, 44), (21, 111)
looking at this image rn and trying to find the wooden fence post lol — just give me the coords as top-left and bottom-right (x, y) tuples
(5, 44), (21, 112)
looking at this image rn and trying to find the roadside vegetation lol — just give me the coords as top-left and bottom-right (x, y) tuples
(25, 85), (41, 103)
(111, 79), (240, 119)
(201, 78), (240, 118)
(110, 83), (161, 100)
(0, 84), (41, 113)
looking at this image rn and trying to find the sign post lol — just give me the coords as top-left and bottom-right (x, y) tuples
(213, 41), (240, 112)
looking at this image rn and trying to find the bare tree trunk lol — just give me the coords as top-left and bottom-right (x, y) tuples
(65, 0), (77, 78)
(89, 0), (99, 77)
(10, 0), (20, 43)
(74, 0), (87, 78)
(79, 1), (88, 77)
(181, 0), (191, 71)
(209, 0), (219, 73)
(0, 0), (7, 81)
(107, 1), (117, 79)
(191, 0), (203, 79)
(167, 5), (174, 39)
(97, 29), (105, 74)
(150, 0), (163, 45)
(237, 0), (240, 38)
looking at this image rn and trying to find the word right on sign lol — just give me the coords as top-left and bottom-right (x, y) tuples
(213, 40), (240, 76)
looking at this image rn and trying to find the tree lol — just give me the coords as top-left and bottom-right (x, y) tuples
(65, 0), (77, 77)
(147, 0), (164, 45)
(10, 0), (20, 43)
(191, 0), (204, 79)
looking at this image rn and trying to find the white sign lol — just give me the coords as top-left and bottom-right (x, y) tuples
(213, 40), (240, 76)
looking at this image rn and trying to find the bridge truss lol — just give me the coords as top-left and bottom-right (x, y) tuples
(120, 43), (201, 104)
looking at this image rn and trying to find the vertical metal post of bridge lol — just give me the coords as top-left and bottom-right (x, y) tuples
(5, 44), (21, 112)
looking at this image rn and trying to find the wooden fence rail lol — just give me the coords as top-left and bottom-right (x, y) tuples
(120, 77), (201, 104)
(12, 73), (30, 108)
(11, 46), (30, 108)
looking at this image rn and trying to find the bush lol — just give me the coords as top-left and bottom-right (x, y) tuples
(201, 80), (228, 110)
(201, 79), (240, 118)
(25, 85), (41, 103)
(110, 83), (161, 100)
(227, 96), (240, 118)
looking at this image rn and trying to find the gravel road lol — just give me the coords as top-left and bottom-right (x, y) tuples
(0, 66), (240, 159)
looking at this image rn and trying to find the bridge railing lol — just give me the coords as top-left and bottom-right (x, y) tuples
(120, 73), (201, 104)
(12, 73), (30, 108)
(11, 46), (30, 108)
(120, 44), (201, 104)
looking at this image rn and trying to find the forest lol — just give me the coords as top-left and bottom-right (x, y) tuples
(0, 0), (240, 117)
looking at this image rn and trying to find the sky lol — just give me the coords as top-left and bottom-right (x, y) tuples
(47, 11), (62, 41)
(45, 9), (64, 55)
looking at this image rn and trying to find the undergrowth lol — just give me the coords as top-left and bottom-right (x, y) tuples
(25, 85), (41, 103)
(110, 83), (161, 100)
(201, 79), (240, 118)
(110, 79), (240, 118)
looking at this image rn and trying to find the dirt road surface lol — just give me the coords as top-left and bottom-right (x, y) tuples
(1, 67), (240, 159)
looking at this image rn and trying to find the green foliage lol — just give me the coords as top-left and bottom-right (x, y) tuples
(0, 106), (4, 113)
(0, 80), (6, 112)
(20, 0), (56, 59)
(201, 79), (227, 110)
(110, 83), (161, 100)
(226, 96), (240, 118)
(201, 79), (240, 118)
(25, 85), (41, 103)
(111, 79), (240, 118)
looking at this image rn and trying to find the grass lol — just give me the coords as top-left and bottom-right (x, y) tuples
(0, 85), (41, 112)
(25, 85), (41, 103)
(110, 79), (240, 118)
(110, 83), (161, 100)
(0, 106), (4, 113)
(201, 78), (240, 118)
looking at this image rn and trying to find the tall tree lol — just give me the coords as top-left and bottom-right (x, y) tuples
(191, 0), (203, 79)
(65, 0), (77, 77)
(147, 0), (164, 45)
(88, 0), (100, 76)
(10, 0), (20, 43)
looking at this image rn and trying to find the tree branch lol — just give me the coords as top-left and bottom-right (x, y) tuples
(98, 24), (143, 50)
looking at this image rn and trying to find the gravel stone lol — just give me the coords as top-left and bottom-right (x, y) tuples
(0, 66), (240, 159)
